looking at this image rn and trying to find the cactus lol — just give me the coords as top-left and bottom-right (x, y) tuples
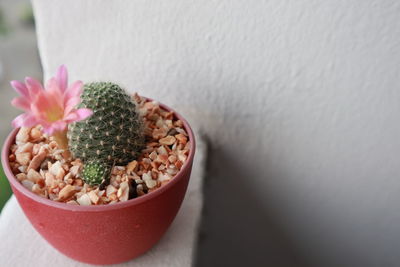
(82, 159), (111, 186)
(67, 82), (144, 185)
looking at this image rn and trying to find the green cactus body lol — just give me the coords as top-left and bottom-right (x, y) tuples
(82, 160), (111, 185)
(67, 82), (144, 185)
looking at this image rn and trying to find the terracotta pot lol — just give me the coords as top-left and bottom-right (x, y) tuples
(1, 101), (195, 265)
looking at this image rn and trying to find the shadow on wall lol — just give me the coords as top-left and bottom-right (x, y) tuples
(195, 144), (309, 267)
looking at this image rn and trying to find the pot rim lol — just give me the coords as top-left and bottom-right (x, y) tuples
(1, 97), (196, 212)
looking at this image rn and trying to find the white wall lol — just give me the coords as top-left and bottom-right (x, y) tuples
(32, 1), (400, 266)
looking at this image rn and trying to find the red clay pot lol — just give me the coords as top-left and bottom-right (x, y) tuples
(1, 101), (195, 265)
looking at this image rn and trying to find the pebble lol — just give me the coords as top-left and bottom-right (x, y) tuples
(22, 180), (34, 191)
(159, 136), (176, 146)
(28, 151), (47, 171)
(27, 169), (42, 183)
(106, 185), (117, 197)
(16, 173), (27, 182)
(16, 143), (34, 154)
(126, 160), (138, 174)
(77, 194), (91, 205)
(69, 165), (81, 177)
(88, 190), (100, 204)
(58, 185), (76, 201)
(16, 152), (31, 166)
(16, 127), (31, 143)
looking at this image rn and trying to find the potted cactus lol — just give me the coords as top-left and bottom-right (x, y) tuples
(1, 66), (195, 264)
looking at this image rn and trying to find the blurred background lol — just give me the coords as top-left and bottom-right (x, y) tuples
(0, 0), (41, 210)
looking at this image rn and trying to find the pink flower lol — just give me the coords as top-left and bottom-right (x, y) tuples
(11, 65), (93, 135)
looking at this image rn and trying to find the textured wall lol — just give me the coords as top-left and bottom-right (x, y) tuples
(32, 1), (400, 266)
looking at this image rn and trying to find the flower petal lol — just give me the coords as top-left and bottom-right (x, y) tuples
(53, 121), (67, 132)
(30, 91), (50, 119)
(65, 80), (83, 99)
(10, 80), (29, 98)
(12, 113), (39, 128)
(25, 77), (44, 97)
(75, 108), (93, 120)
(23, 114), (40, 126)
(11, 114), (26, 128)
(55, 65), (68, 93)
(45, 78), (64, 108)
(45, 77), (59, 93)
(42, 125), (55, 135)
(11, 97), (31, 111)
(64, 112), (78, 122)
(41, 120), (66, 135)
(65, 96), (81, 112)
(65, 108), (93, 123)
